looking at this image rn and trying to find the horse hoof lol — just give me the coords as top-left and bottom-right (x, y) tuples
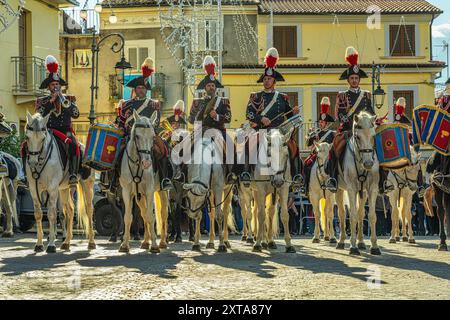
(46, 245), (57, 254)
(241, 235), (247, 241)
(389, 238), (396, 244)
(349, 247), (360, 256)
(224, 241), (231, 249)
(402, 237), (408, 242)
(218, 245), (227, 253)
(206, 242), (215, 249)
(357, 243), (367, 250)
(408, 239), (416, 244)
(268, 241), (277, 250)
(246, 238), (255, 244)
(312, 238), (320, 244)
(285, 246), (296, 253)
(1, 232), (13, 238)
(34, 245), (44, 253)
(395, 236), (400, 241)
(88, 243), (96, 250)
(370, 247), (382, 255)
(261, 242), (268, 249)
(192, 244), (201, 252)
(159, 243), (168, 249)
(336, 243), (345, 250)
(119, 245), (130, 253)
(438, 244), (448, 251)
(175, 237), (182, 243)
(324, 236), (330, 241)
(252, 244), (262, 252)
(329, 238), (337, 244)
(140, 242), (150, 250)
(60, 243), (70, 251)
(150, 246), (160, 254)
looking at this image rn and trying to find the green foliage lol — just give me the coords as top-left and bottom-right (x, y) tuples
(0, 131), (25, 158)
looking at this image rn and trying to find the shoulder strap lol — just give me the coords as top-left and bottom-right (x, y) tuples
(125, 98), (151, 125)
(261, 91), (279, 116)
(346, 91), (365, 118)
(319, 130), (333, 143)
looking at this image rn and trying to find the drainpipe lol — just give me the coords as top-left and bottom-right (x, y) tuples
(64, 37), (69, 89)
(430, 13), (436, 62)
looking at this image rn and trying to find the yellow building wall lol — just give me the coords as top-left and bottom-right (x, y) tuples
(0, 0), (62, 129)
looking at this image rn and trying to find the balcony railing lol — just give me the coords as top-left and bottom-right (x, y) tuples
(60, 8), (99, 35)
(11, 56), (48, 96)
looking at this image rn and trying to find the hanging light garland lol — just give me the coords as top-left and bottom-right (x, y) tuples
(0, 0), (25, 35)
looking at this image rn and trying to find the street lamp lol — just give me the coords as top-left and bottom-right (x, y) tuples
(88, 31), (132, 125)
(372, 62), (386, 110)
(94, 2), (103, 13)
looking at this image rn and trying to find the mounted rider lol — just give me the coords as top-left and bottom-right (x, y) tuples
(325, 47), (391, 193)
(303, 97), (336, 196)
(240, 47), (302, 188)
(21, 55), (80, 186)
(116, 57), (174, 191)
(188, 55), (235, 183)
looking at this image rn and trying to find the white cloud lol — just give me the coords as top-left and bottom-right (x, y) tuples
(433, 22), (450, 38)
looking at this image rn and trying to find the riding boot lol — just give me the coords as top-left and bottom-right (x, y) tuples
(69, 155), (79, 186)
(158, 156), (174, 191)
(378, 168), (393, 194)
(325, 154), (338, 192)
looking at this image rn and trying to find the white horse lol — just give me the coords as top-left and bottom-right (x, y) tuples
(183, 136), (232, 252)
(386, 147), (421, 244)
(0, 152), (20, 237)
(335, 111), (381, 255)
(309, 141), (337, 243)
(119, 111), (160, 253)
(25, 112), (95, 253)
(251, 129), (295, 253)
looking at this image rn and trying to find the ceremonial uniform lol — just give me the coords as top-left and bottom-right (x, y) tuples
(118, 97), (160, 134)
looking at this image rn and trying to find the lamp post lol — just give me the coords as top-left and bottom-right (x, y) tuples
(88, 31), (132, 125)
(371, 61), (386, 110)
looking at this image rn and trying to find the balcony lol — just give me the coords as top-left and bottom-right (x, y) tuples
(60, 8), (99, 35)
(11, 56), (48, 100)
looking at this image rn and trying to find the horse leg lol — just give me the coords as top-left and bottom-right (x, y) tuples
(175, 202), (183, 242)
(31, 193), (44, 252)
(60, 188), (73, 251)
(216, 192), (227, 253)
(280, 190), (295, 253)
(266, 196), (275, 247)
(207, 193), (216, 249)
(2, 180), (15, 237)
(240, 188), (248, 241)
(404, 191), (415, 244)
(357, 193), (367, 250)
(348, 191), (360, 255)
(158, 191), (169, 249)
(310, 193), (321, 243)
(46, 190), (59, 253)
(336, 190), (346, 249)
(192, 215), (201, 251)
(222, 186), (233, 249)
(253, 191), (265, 252)
(326, 194), (337, 243)
(388, 194), (399, 243)
(119, 188), (133, 253)
(368, 190), (381, 255)
(438, 190), (449, 251)
(81, 178), (96, 249)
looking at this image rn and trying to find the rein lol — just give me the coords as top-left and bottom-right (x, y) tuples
(349, 134), (374, 195)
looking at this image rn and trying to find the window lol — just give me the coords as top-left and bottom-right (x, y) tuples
(195, 20), (219, 51)
(124, 40), (155, 72)
(393, 90), (414, 121)
(273, 26), (297, 57)
(316, 92), (338, 122)
(389, 25), (416, 56)
(18, 10), (29, 89)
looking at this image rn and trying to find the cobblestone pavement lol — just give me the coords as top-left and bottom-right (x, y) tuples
(0, 234), (448, 300)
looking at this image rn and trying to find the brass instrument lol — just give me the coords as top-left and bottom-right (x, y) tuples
(53, 88), (70, 108)
(159, 118), (175, 141)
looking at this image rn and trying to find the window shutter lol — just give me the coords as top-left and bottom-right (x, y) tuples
(273, 26), (297, 57)
(405, 25), (416, 56)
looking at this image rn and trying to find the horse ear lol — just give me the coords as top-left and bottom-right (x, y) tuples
(26, 111), (33, 125)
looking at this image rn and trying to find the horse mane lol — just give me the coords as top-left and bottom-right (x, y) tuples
(29, 113), (45, 131)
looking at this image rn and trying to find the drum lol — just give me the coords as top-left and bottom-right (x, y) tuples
(83, 124), (124, 171)
(412, 105), (437, 146)
(375, 123), (411, 169)
(279, 114), (303, 136)
(423, 106), (450, 155)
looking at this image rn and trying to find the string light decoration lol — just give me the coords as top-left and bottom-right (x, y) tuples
(0, 0), (25, 34)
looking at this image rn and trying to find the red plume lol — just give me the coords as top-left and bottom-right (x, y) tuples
(320, 97), (330, 114)
(345, 47), (359, 66)
(203, 56), (216, 75)
(265, 48), (279, 68)
(141, 58), (154, 78)
(45, 55), (59, 73)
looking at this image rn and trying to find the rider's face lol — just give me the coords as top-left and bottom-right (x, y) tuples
(48, 81), (60, 92)
(319, 120), (327, 129)
(347, 75), (361, 88)
(135, 85), (147, 98)
(205, 83), (216, 97)
(263, 76), (275, 90)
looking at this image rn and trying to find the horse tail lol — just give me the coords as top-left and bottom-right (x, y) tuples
(154, 191), (163, 236)
(319, 198), (327, 232)
(76, 182), (90, 236)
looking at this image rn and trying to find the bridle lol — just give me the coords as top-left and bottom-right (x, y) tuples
(315, 148), (329, 192)
(126, 122), (154, 200)
(350, 126), (375, 193)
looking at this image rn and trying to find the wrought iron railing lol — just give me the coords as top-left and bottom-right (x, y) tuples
(60, 8), (99, 35)
(11, 56), (48, 96)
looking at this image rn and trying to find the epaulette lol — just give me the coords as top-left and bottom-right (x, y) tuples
(221, 97), (230, 104)
(280, 92), (289, 101)
(192, 98), (202, 107)
(149, 99), (160, 109)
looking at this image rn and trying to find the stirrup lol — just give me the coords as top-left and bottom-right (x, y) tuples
(69, 174), (78, 186)
(325, 178), (337, 193)
(240, 172), (251, 187)
(161, 178), (174, 191)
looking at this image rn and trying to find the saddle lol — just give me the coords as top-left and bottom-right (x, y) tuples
(332, 130), (351, 168)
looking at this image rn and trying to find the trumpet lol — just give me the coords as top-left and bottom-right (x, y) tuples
(52, 88), (70, 108)
(159, 118), (175, 141)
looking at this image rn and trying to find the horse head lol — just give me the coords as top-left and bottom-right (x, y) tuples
(25, 111), (50, 167)
(353, 111), (377, 170)
(406, 147), (422, 191)
(314, 141), (332, 180)
(130, 110), (155, 170)
(266, 129), (290, 188)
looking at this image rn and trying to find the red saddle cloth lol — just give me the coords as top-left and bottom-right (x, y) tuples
(50, 128), (80, 157)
